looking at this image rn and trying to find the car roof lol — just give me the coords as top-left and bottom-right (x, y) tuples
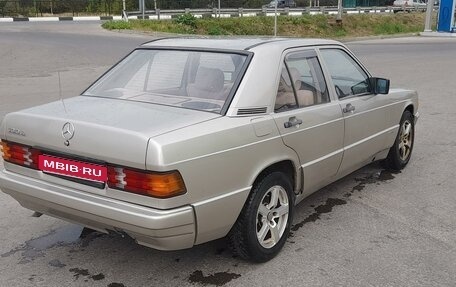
(141, 37), (341, 51)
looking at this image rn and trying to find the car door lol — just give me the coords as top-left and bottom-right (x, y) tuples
(272, 49), (344, 196)
(319, 48), (395, 176)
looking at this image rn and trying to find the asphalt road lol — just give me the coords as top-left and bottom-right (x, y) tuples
(1, 22), (456, 287)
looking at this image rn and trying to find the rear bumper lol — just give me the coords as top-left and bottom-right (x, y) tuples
(0, 169), (196, 250)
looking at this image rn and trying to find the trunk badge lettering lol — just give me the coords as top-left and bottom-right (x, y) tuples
(62, 122), (75, 146)
(8, 128), (26, 136)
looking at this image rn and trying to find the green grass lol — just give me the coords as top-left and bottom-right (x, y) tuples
(102, 13), (428, 38)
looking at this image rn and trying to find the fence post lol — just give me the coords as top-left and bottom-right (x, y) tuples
(156, 8), (160, 20)
(239, 7), (243, 17)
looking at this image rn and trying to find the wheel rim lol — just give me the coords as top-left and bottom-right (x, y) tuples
(398, 119), (413, 161)
(256, 185), (289, 249)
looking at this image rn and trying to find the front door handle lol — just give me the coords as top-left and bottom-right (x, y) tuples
(343, 103), (355, 113)
(284, 116), (303, 128)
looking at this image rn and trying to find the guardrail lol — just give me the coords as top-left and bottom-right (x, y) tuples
(126, 6), (429, 20)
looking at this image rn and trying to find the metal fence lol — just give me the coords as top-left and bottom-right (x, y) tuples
(126, 6), (427, 20)
(0, 0), (347, 17)
(0, 0), (125, 16)
(0, 0), (424, 17)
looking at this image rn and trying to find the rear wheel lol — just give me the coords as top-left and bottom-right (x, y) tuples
(228, 172), (294, 262)
(384, 110), (414, 170)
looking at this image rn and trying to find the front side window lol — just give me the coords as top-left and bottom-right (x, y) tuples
(275, 50), (329, 112)
(320, 49), (370, 98)
(84, 49), (248, 114)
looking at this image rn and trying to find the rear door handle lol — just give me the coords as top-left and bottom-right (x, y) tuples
(343, 103), (355, 113)
(284, 116), (302, 128)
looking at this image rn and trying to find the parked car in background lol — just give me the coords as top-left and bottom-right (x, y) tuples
(0, 38), (418, 262)
(266, 0), (297, 8)
(393, 0), (427, 7)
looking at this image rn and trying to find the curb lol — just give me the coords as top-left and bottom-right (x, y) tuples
(0, 16), (122, 22)
(420, 31), (456, 37)
(342, 32), (421, 43)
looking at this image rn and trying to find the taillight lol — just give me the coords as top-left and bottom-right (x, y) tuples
(107, 166), (186, 198)
(0, 140), (41, 169)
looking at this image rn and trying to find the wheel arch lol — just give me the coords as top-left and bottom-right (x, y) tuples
(404, 104), (414, 116)
(250, 158), (301, 197)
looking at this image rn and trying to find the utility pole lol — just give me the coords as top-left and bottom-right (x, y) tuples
(336, 0), (343, 23)
(424, 0), (433, 32)
(218, 0), (221, 18)
(141, 0), (145, 19)
(274, 0), (278, 36)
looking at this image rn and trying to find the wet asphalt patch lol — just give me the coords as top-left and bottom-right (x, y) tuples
(291, 168), (399, 234)
(291, 198), (348, 233)
(1, 225), (103, 263)
(48, 259), (66, 268)
(344, 169), (399, 197)
(188, 270), (241, 286)
(69, 267), (105, 281)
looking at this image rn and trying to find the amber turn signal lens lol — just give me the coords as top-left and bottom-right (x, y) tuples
(0, 140), (12, 160)
(144, 172), (186, 198)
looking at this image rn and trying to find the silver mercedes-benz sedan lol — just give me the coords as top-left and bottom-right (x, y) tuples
(0, 38), (418, 262)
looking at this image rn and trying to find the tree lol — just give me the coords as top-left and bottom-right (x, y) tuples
(0, 1), (7, 16)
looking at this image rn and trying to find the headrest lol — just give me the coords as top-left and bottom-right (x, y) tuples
(194, 67), (224, 92)
(281, 67), (302, 88)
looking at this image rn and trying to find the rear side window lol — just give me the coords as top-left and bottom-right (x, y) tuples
(320, 49), (371, 98)
(275, 50), (329, 112)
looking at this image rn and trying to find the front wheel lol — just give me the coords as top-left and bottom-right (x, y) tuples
(228, 172), (294, 262)
(384, 110), (415, 170)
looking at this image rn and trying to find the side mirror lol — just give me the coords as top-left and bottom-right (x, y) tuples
(370, 77), (390, 95)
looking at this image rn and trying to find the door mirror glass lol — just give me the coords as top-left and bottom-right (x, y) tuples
(370, 77), (390, 94)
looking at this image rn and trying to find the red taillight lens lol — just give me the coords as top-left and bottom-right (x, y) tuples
(0, 140), (41, 169)
(107, 166), (186, 198)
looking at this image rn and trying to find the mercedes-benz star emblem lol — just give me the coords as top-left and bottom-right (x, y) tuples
(62, 122), (75, 146)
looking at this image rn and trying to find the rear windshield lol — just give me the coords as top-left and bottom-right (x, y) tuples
(83, 49), (248, 114)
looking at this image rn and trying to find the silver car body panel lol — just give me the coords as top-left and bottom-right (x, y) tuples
(0, 38), (419, 250)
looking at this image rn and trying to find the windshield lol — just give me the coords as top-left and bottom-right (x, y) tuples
(84, 49), (248, 114)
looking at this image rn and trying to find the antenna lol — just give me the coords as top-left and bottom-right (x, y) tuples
(58, 71), (68, 114)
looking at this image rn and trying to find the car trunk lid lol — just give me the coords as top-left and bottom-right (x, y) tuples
(2, 96), (220, 170)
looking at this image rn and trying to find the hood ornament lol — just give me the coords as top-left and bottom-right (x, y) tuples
(62, 122), (75, 146)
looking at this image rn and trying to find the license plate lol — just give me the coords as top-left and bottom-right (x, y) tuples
(38, 154), (107, 182)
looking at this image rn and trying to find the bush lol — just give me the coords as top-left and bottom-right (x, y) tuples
(101, 20), (132, 30)
(174, 13), (198, 28)
(208, 26), (228, 35)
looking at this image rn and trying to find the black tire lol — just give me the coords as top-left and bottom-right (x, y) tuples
(384, 110), (414, 170)
(227, 171), (294, 263)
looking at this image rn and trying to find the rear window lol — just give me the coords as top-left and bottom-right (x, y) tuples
(84, 49), (248, 114)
